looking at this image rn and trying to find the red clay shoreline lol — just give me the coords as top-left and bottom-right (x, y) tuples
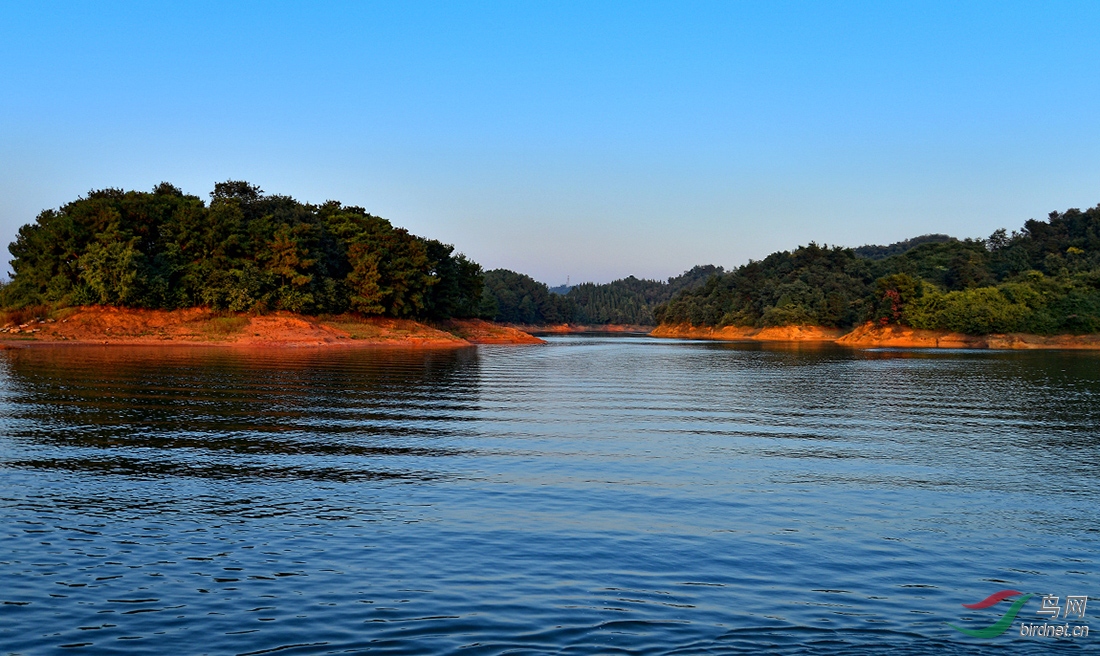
(651, 322), (1100, 350)
(6, 309), (1097, 350)
(518, 323), (655, 334)
(0, 307), (544, 348)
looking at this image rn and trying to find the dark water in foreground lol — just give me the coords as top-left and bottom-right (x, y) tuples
(1, 336), (1098, 655)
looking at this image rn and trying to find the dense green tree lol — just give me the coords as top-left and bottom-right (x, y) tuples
(481, 269), (570, 324)
(423, 240), (484, 319)
(870, 273), (922, 325)
(657, 244), (873, 328)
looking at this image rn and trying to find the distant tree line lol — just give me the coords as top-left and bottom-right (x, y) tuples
(480, 265), (722, 325)
(0, 182), (483, 319)
(656, 204), (1100, 335)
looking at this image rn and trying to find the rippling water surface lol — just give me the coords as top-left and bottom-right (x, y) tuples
(1, 336), (1098, 654)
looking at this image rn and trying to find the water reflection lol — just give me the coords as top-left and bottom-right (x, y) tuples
(693, 342), (1100, 482)
(1, 346), (481, 483)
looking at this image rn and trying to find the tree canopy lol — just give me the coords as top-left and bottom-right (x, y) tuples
(1, 182), (484, 320)
(656, 204), (1100, 335)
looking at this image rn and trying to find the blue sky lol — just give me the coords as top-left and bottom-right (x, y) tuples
(1, 1), (1098, 284)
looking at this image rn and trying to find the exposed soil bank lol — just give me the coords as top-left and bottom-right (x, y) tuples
(650, 324), (844, 341)
(652, 321), (1100, 349)
(438, 319), (545, 344)
(836, 323), (1100, 349)
(0, 307), (543, 348)
(520, 324), (654, 334)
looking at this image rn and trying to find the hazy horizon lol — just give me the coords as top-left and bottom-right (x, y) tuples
(3, 1), (1098, 284)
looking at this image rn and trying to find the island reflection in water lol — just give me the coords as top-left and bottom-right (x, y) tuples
(1, 337), (1097, 654)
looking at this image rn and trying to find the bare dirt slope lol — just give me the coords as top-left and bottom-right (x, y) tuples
(0, 307), (543, 347)
(650, 324), (844, 341)
(650, 321), (1100, 350)
(836, 323), (1100, 349)
(517, 324), (654, 334)
(438, 319), (545, 344)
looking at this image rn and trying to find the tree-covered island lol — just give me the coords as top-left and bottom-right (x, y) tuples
(0, 182), (555, 346)
(0, 182), (484, 320)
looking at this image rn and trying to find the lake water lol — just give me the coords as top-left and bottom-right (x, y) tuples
(1, 336), (1098, 654)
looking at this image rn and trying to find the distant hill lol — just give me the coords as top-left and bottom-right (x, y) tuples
(482, 264), (723, 325)
(567, 265), (723, 325)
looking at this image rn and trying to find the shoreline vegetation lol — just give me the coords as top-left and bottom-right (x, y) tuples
(653, 206), (1100, 345)
(478, 204), (1100, 351)
(2, 181), (1099, 350)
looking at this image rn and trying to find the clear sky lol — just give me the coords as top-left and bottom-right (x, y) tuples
(1, 1), (1098, 285)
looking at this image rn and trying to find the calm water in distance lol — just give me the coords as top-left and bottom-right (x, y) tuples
(1, 336), (1098, 654)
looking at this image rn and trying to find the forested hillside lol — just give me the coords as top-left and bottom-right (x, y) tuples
(0, 182), (483, 319)
(657, 204), (1100, 335)
(482, 265), (722, 325)
(480, 269), (572, 324)
(566, 266), (721, 324)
